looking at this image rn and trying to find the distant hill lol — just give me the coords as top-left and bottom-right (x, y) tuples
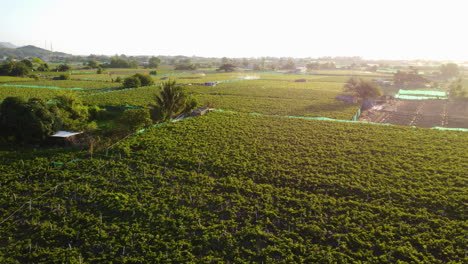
(0, 42), (17, 49)
(0, 43), (72, 59)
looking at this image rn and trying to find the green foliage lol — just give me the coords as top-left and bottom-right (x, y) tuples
(116, 108), (152, 134)
(20, 59), (33, 69)
(448, 78), (467, 99)
(122, 74), (154, 88)
(32, 57), (44, 65)
(56, 64), (72, 72)
(96, 66), (104, 74)
(217, 63), (236, 72)
(439, 63), (459, 78)
(0, 61), (31, 77)
(56, 74), (70, 80)
(393, 71), (430, 86)
(104, 57), (139, 68)
(0, 112), (466, 262)
(54, 93), (90, 131)
(36, 63), (49, 72)
(175, 63), (197, 70)
(123, 75), (141, 88)
(133, 73), (154, 86)
(0, 97), (62, 143)
(150, 80), (197, 122)
(87, 59), (99, 68)
(148, 56), (161, 68)
(344, 78), (382, 99)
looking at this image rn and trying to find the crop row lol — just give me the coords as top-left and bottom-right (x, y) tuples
(1, 112), (466, 262)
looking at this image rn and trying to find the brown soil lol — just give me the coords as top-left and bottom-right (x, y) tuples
(360, 99), (468, 128)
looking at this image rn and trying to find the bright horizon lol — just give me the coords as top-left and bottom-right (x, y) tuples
(1, 0), (467, 61)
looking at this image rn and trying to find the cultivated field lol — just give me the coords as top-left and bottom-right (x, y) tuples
(361, 99), (468, 128)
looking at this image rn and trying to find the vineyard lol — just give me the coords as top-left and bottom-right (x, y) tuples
(0, 72), (360, 119)
(0, 111), (467, 263)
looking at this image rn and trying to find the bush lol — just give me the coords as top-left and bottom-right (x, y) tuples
(56, 74), (70, 80)
(123, 76), (141, 88)
(56, 64), (71, 72)
(0, 97), (62, 143)
(133, 73), (154, 86)
(116, 108), (152, 134)
(149, 70), (157, 75)
(123, 74), (154, 88)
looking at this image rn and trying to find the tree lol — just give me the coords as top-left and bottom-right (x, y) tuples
(393, 71), (429, 86)
(281, 58), (295, 70)
(123, 74), (154, 88)
(174, 63), (197, 70)
(116, 108), (152, 134)
(54, 93), (90, 131)
(148, 57), (161, 68)
(96, 66), (104, 74)
(123, 76), (141, 88)
(10, 62), (31, 77)
(448, 78), (467, 100)
(20, 59), (33, 69)
(133, 73), (154, 86)
(0, 97), (62, 143)
(344, 78), (382, 99)
(37, 63), (49, 72)
(217, 63), (236, 72)
(87, 60), (99, 68)
(56, 64), (71, 72)
(150, 81), (198, 122)
(32, 58), (45, 65)
(439, 63), (459, 79)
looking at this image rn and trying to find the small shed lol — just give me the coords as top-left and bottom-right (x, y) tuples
(49, 131), (83, 146)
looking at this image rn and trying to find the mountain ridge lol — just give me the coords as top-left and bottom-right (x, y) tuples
(0, 42), (72, 58)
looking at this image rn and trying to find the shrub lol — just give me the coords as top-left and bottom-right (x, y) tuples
(133, 73), (154, 86)
(123, 76), (141, 88)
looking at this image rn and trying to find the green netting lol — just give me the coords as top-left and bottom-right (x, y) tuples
(72, 71), (95, 74)
(395, 95), (447, 100)
(351, 108), (361, 121)
(152, 73), (191, 77)
(398, 89), (446, 96)
(1, 84), (84, 90)
(122, 105), (140, 110)
(79, 87), (137, 97)
(432, 127), (468, 132)
(81, 77), (112, 80)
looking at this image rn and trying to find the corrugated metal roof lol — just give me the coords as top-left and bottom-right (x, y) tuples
(50, 131), (82, 138)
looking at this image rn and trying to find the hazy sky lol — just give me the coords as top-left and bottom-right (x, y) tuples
(1, 0), (467, 60)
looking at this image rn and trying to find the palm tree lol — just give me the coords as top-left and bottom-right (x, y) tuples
(150, 81), (197, 122)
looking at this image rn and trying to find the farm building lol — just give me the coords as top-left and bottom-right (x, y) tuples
(48, 131), (83, 146)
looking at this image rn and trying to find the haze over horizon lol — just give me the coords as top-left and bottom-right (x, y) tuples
(1, 0), (467, 61)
